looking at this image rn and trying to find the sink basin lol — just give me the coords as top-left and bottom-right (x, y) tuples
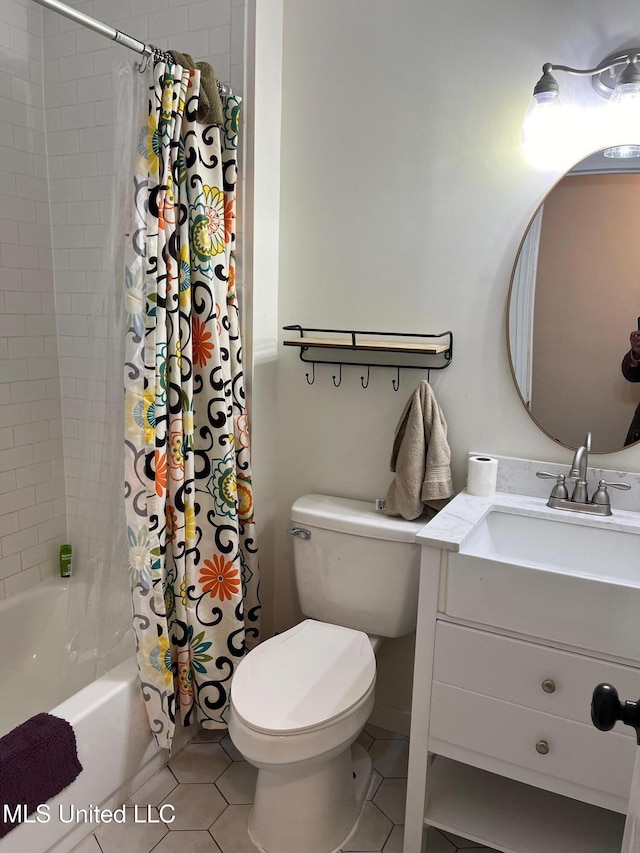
(445, 506), (640, 660)
(460, 509), (640, 584)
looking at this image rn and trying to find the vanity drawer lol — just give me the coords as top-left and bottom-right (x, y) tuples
(433, 621), (640, 735)
(444, 547), (640, 661)
(429, 681), (635, 801)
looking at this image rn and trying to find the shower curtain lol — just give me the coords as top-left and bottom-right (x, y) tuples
(122, 59), (260, 750)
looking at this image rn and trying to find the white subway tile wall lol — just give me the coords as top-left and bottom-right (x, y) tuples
(0, 0), (246, 600)
(0, 0), (66, 602)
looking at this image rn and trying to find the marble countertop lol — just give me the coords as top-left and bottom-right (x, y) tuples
(416, 488), (640, 552)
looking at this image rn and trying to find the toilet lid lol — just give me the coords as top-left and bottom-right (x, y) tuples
(231, 620), (376, 734)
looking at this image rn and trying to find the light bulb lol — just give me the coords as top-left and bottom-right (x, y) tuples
(605, 80), (640, 149)
(522, 91), (562, 143)
(609, 80), (640, 103)
(522, 90), (571, 168)
(603, 144), (640, 158)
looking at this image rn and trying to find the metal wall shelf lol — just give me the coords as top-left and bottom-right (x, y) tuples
(282, 326), (453, 389)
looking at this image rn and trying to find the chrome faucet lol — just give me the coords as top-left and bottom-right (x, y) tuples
(536, 431), (631, 516)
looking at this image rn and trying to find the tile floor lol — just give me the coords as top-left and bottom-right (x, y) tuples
(73, 724), (497, 853)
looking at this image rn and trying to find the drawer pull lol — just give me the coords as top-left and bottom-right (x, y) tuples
(541, 679), (557, 694)
(535, 739), (550, 755)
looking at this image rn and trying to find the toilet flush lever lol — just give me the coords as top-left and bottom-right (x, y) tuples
(287, 527), (311, 540)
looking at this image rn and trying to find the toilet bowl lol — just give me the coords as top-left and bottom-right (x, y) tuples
(229, 620), (376, 853)
(228, 494), (423, 853)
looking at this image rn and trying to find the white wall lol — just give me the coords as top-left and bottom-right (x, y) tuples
(0, 0), (66, 601)
(267, 0), (640, 727)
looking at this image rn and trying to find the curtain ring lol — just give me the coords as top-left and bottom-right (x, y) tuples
(360, 366), (370, 389)
(332, 364), (342, 387)
(136, 50), (152, 73)
(305, 363), (315, 385)
(392, 367), (400, 391)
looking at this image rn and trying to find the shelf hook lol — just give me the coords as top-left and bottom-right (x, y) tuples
(332, 364), (342, 387)
(392, 367), (400, 392)
(305, 363), (315, 385)
(360, 366), (370, 389)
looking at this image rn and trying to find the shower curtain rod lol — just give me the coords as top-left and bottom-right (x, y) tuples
(30, 0), (231, 94)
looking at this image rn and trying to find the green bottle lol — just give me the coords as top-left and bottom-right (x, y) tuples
(60, 544), (72, 578)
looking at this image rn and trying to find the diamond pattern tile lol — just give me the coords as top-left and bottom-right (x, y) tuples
(357, 728), (375, 750)
(341, 801), (393, 852)
(79, 729), (500, 853)
(209, 804), (260, 852)
(153, 830), (223, 852)
(71, 836), (102, 853)
(125, 766), (178, 807)
(193, 726), (227, 743)
(215, 760), (258, 804)
(366, 768), (384, 800)
(383, 824), (406, 853)
(440, 828), (492, 849)
(369, 736), (410, 779)
(373, 778), (407, 825)
(93, 807), (168, 853)
(160, 783), (227, 831)
(168, 742), (231, 783)
(364, 723), (407, 740)
(220, 732), (244, 761)
(423, 826), (458, 852)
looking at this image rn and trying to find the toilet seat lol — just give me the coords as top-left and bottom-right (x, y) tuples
(231, 619), (376, 735)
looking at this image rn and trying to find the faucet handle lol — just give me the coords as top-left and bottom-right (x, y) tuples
(591, 479), (631, 509)
(599, 480), (632, 490)
(584, 432), (592, 451)
(536, 471), (568, 499)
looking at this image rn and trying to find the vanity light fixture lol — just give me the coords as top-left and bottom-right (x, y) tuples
(523, 48), (640, 159)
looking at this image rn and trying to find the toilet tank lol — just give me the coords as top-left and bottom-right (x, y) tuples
(289, 494), (425, 638)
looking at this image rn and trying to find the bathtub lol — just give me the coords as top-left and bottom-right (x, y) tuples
(0, 579), (169, 853)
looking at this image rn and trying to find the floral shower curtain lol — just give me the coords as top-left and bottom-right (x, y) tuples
(123, 60), (260, 750)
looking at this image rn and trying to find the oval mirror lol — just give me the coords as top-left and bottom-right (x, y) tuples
(508, 148), (640, 453)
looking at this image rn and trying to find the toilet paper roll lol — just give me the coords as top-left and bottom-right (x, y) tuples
(467, 455), (498, 497)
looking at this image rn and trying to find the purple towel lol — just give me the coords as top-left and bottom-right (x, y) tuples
(0, 713), (83, 838)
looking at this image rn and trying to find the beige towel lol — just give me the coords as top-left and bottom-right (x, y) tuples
(169, 50), (224, 127)
(384, 380), (454, 521)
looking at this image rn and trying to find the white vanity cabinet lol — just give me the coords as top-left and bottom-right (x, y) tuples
(402, 490), (640, 853)
(431, 623), (636, 808)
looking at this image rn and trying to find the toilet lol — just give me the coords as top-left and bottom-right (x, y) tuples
(229, 494), (423, 853)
